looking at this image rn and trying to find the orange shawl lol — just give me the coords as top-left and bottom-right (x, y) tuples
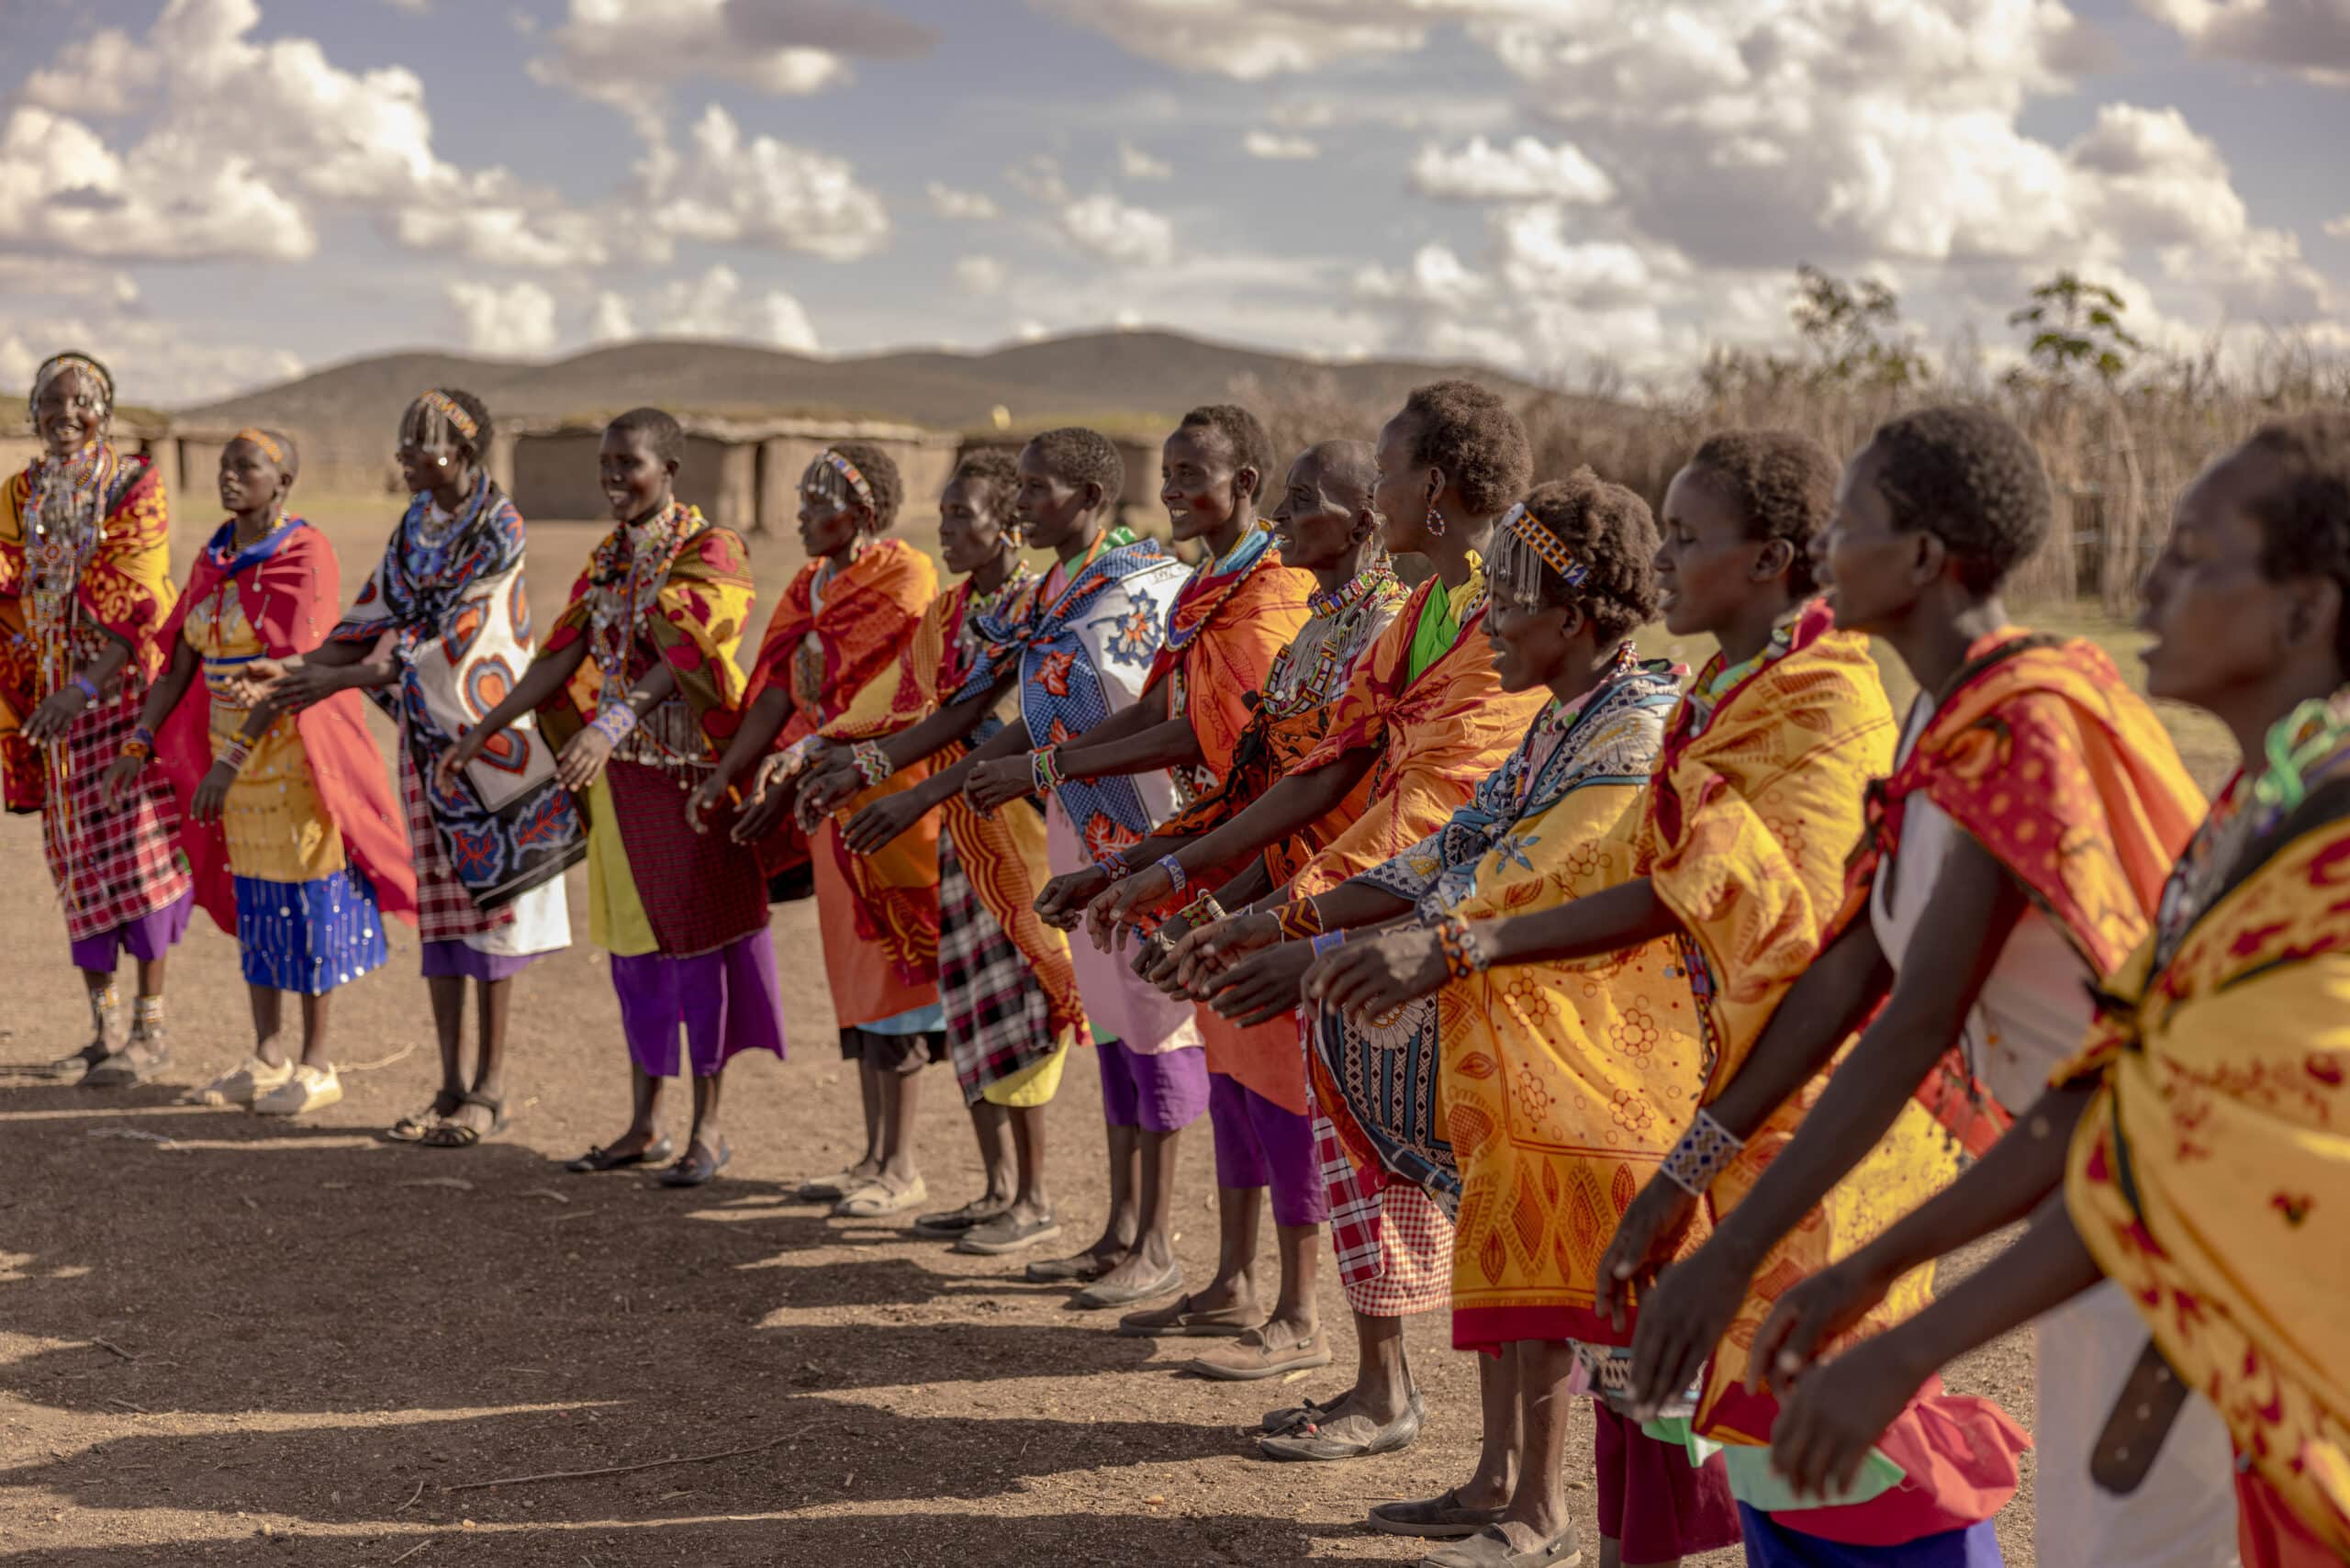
(1144, 531), (1313, 795)
(1832, 630), (2206, 1151)
(1285, 576), (1550, 896)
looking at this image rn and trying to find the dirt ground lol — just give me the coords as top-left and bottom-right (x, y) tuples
(1, 500), (2045, 1566)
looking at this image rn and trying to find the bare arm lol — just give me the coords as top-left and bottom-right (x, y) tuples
(1056, 715), (1205, 780)
(1472, 877), (1684, 968)
(878, 674), (1015, 772)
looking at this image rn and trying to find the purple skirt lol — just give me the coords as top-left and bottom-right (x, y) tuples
(69, 888), (195, 976)
(610, 929), (788, 1078)
(420, 939), (539, 983)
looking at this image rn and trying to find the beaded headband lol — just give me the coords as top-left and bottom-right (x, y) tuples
(817, 449), (877, 511)
(417, 389), (478, 442)
(1499, 501), (1590, 591)
(30, 353), (110, 419)
(234, 428), (286, 465)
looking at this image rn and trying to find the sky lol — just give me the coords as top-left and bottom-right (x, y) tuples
(1, 0), (2344, 408)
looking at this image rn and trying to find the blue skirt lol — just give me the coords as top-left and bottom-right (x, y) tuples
(235, 868), (387, 995)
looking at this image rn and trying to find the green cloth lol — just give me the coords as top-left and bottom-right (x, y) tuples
(1405, 552), (1486, 683)
(1639, 1414), (1908, 1513)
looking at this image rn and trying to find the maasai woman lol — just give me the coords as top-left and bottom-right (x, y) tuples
(840, 428), (1193, 1305)
(2, 353), (192, 1086)
(1763, 413), (2350, 1568)
(1202, 476), (1740, 1563)
(701, 442), (942, 1219)
(796, 450), (1082, 1255)
(1306, 431), (2019, 1562)
(247, 390), (579, 1148)
(1098, 383), (1548, 1468)
(967, 405), (1319, 1350)
(107, 431), (416, 1116)
(1035, 439), (1406, 1378)
(1606, 409), (2228, 1566)
(443, 407), (783, 1187)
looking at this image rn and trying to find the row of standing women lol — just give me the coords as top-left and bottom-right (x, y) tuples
(3, 346), (2344, 1567)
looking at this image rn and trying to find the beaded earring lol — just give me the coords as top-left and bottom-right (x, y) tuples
(1425, 503), (1447, 539)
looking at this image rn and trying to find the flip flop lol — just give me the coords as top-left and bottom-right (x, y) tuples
(48, 1044), (107, 1082)
(1261, 1395), (1335, 1434)
(1114, 1292), (1259, 1339)
(659, 1139), (732, 1188)
(954, 1211), (1063, 1255)
(565, 1137), (675, 1174)
(1421, 1522), (1583, 1567)
(1069, 1262), (1183, 1311)
(420, 1091), (508, 1148)
(1367, 1487), (1509, 1540)
(1257, 1398), (1424, 1462)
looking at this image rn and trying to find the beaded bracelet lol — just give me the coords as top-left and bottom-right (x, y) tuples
(1158, 854), (1189, 896)
(72, 675), (102, 704)
(217, 736), (255, 774)
(852, 740), (894, 787)
(1310, 930), (1348, 958)
(1100, 846), (1132, 881)
(1435, 914), (1488, 981)
(1274, 897), (1326, 941)
(1030, 745), (1067, 796)
(1659, 1108), (1745, 1197)
(590, 703), (640, 745)
(1182, 890), (1225, 926)
(118, 736), (152, 763)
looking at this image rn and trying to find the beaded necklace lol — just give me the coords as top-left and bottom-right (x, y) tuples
(1261, 556), (1408, 719)
(587, 500), (694, 708)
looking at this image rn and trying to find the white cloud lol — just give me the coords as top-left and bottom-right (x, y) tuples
(5, 0), (593, 267)
(2137, 0), (2350, 84)
(955, 254), (1008, 296)
(1006, 155), (1072, 205)
(1118, 140), (1173, 180)
(1409, 134), (1616, 204)
(2328, 214), (2350, 238)
(0, 308), (305, 406)
(1015, 319), (1053, 343)
(1243, 130), (1321, 160)
(588, 290), (636, 343)
(643, 106), (889, 262)
(610, 264), (824, 353)
(1027, 0), (1456, 80)
(1058, 193), (1174, 266)
(927, 181), (1001, 220)
(448, 280), (559, 356)
(528, 0), (934, 120)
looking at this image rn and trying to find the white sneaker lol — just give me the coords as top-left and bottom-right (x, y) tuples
(191, 1056), (294, 1107)
(252, 1063), (341, 1117)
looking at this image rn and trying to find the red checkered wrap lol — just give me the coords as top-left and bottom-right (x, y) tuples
(42, 687), (193, 942)
(1315, 1095), (1453, 1318)
(398, 742), (512, 944)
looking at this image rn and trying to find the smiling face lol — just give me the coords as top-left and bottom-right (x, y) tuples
(218, 437), (290, 520)
(1160, 424), (1248, 548)
(1814, 439), (1935, 636)
(1655, 463), (1772, 638)
(599, 426), (675, 524)
(1014, 443), (1097, 555)
(2137, 449), (2321, 711)
(938, 475), (1011, 577)
(33, 366), (106, 459)
(1269, 453), (1366, 572)
(1371, 411), (1433, 556)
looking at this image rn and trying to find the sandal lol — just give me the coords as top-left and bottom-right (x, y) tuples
(1115, 1292), (1259, 1339)
(1070, 1261), (1184, 1311)
(1258, 1397), (1424, 1462)
(912, 1196), (1009, 1238)
(1421, 1522), (1583, 1567)
(565, 1136), (675, 1173)
(1368, 1487), (1509, 1540)
(1262, 1395), (1335, 1435)
(48, 1043), (108, 1082)
(387, 1087), (467, 1143)
(82, 1047), (173, 1089)
(192, 1056), (294, 1109)
(954, 1210), (1063, 1255)
(833, 1174), (928, 1218)
(1024, 1249), (1124, 1284)
(1186, 1324), (1333, 1381)
(659, 1139), (732, 1187)
(795, 1167), (878, 1202)
(420, 1092), (508, 1148)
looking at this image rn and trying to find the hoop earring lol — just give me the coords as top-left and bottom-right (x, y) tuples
(1425, 503), (1447, 539)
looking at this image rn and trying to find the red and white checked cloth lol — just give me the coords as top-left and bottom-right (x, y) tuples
(1315, 1097), (1453, 1319)
(399, 742), (511, 945)
(44, 689), (192, 942)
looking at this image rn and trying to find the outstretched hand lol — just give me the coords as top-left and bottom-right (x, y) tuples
(1595, 1175), (1700, 1335)
(964, 756), (1034, 814)
(1299, 925), (1447, 1022)
(1035, 866), (1111, 931)
(435, 729), (486, 796)
(1768, 1333), (1927, 1500)
(1084, 861), (1175, 952)
(1749, 1258), (1889, 1397)
(842, 790), (924, 856)
(1208, 939), (1319, 1025)
(1624, 1236), (1752, 1419)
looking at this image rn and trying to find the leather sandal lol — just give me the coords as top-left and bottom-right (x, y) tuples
(659, 1138), (732, 1187)
(565, 1136), (675, 1173)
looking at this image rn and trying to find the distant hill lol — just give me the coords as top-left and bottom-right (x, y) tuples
(182, 330), (1553, 442)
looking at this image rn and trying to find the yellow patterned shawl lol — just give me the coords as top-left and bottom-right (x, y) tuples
(1442, 689), (1712, 1352)
(2063, 775), (2350, 1555)
(1633, 603), (1953, 1444)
